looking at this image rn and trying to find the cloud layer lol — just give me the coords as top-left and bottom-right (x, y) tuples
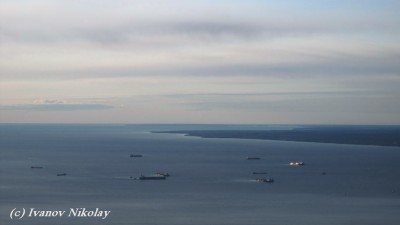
(1, 0), (399, 124)
(0, 99), (113, 111)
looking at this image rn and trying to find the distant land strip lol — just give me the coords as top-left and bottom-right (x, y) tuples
(153, 127), (400, 147)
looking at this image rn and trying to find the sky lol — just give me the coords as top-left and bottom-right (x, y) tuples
(0, 0), (399, 124)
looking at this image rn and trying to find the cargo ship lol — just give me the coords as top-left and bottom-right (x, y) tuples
(138, 175), (166, 180)
(256, 178), (274, 183)
(247, 157), (261, 160)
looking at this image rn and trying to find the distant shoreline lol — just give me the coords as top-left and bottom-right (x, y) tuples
(153, 127), (400, 147)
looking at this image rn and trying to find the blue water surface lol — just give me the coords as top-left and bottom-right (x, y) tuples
(1, 124), (399, 225)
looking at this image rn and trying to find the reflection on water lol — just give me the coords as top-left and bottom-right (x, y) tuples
(1, 124), (399, 225)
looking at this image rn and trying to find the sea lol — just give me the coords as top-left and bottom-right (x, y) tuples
(1, 124), (399, 225)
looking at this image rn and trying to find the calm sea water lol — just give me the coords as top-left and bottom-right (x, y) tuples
(1, 124), (399, 225)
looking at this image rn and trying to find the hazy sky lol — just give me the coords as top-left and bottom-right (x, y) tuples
(1, 0), (399, 124)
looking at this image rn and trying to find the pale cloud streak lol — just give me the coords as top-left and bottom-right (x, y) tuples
(0, 99), (113, 111)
